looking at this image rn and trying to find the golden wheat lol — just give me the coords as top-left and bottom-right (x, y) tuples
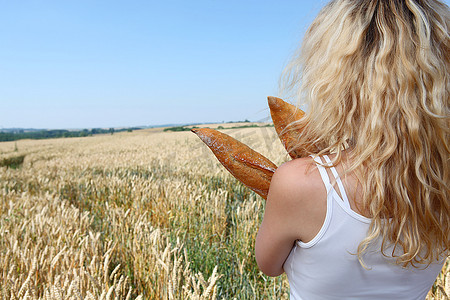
(0, 127), (447, 299)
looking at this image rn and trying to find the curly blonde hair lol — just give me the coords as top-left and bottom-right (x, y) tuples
(280, 0), (449, 267)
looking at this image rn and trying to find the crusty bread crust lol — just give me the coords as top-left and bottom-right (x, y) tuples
(192, 128), (277, 199)
(268, 96), (305, 159)
(192, 97), (305, 199)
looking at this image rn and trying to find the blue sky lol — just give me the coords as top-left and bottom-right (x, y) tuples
(1, 1), (448, 129)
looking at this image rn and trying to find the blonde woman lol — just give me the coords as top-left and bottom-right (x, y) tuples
(255, 0), (449, 299)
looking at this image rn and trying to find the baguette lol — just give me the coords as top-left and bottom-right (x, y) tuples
(268, 96), (305, 159)
(191, 128), (277, 200)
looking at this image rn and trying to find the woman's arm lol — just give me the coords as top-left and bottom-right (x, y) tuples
(255, 157), (326, 276)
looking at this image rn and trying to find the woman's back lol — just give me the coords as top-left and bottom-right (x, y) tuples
(283, 156), (445, 300)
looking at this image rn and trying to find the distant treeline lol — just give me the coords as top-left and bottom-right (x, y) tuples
(0, 127), (141, 142)
(164, 126), (199, 132)
(164, 123), (273, 132)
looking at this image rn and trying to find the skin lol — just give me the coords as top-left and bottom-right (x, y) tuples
(255, 154), (363, 277)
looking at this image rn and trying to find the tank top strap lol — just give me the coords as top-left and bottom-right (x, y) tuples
(323, 155), (351, 208)
(311, 155), (333, 193)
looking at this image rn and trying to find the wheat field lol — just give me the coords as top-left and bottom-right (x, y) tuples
(0, 127), (448, 299)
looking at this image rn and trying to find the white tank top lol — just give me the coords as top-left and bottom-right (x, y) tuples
(283, 155), (446, 300)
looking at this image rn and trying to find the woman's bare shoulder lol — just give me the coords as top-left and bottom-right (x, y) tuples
(270, 157), (324, 199)
(267, 156), (328, 243)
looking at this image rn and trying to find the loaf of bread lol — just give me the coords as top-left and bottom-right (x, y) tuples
(268, 96), (305, 159)
(191, 128), (277, 199)
(192, 97), (305, 199)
